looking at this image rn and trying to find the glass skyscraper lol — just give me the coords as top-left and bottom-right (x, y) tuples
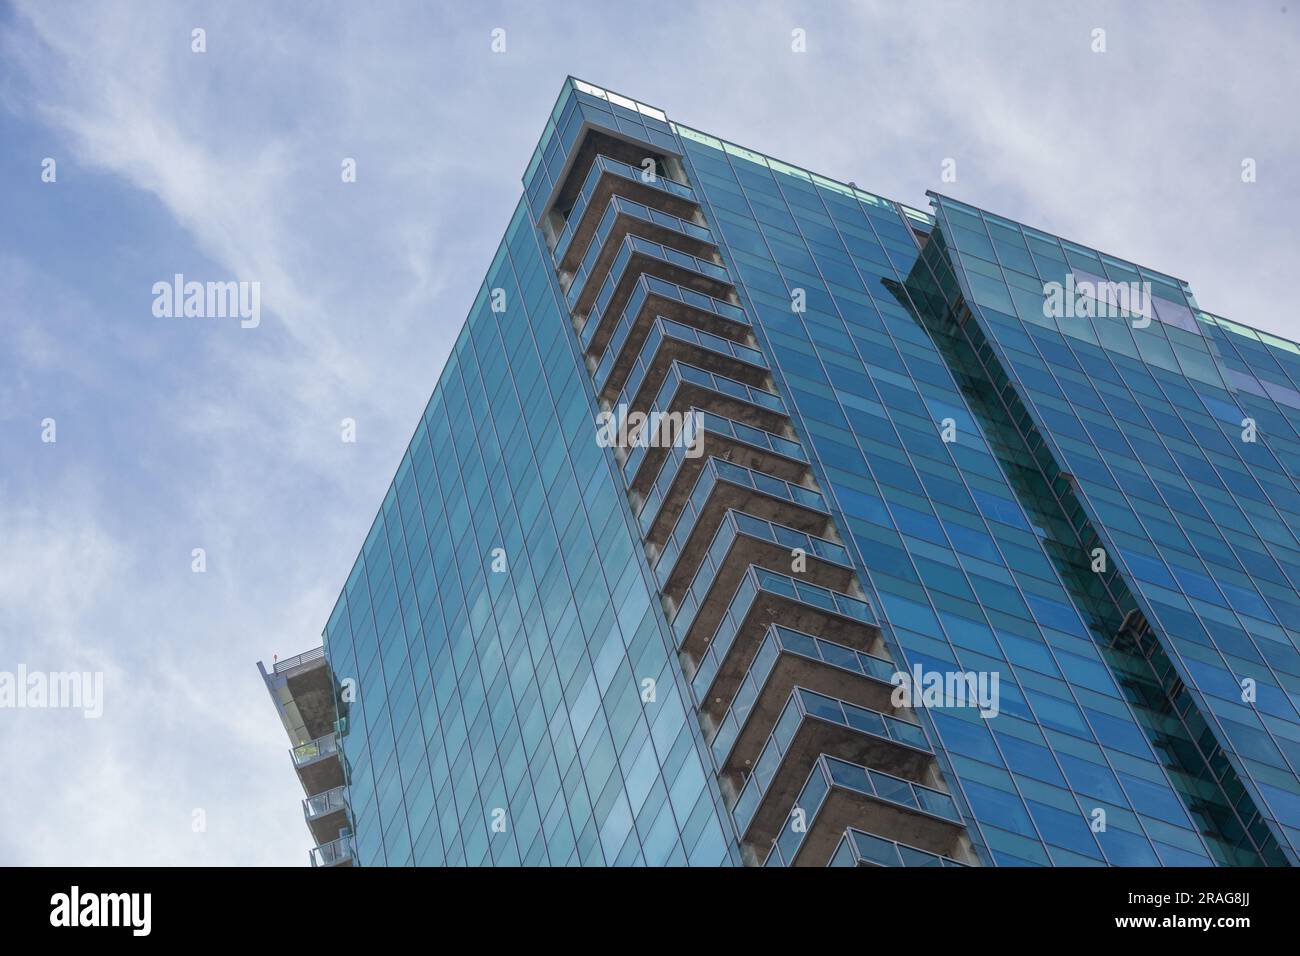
(260, 78), (1300, 868)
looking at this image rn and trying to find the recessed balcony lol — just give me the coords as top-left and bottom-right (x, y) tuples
(582, 270), (747, 363)
(719, 685), (936, 818)
(626, 409), (808, 509)
(303, 785), (351, 847)
(599, 315), (764, 408)
(551, 153), (700, 268)
(746, 755), (971, 868)
(636, 362), (786, 437)
(658, 509), (853, 620)
(822, 827), (970, 868)
(290, 732), (346, 796)
(309, 834), (355, 868)
(559, 194), (716, 290)
(526, 82), (684, 225)
(572, 236), (734, 344)
(673, 566), (881, 677)
(569, 231), (730, 319)
(587, 275), (750, 372)
(693, 623), (900, 745)
(620, 367), (794, 509)
(644, 457), (830, 570)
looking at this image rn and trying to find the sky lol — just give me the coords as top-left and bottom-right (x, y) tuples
(0, 0), (1297, 866)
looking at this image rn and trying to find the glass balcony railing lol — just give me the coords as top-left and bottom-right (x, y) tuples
(652, 459), (828, 573)
(674, 564), (874, 653)
(632, 425), (704, 522)
(303, 785), (349, 821)
(624, 363), (785, 478)
(309, 834), (354, 867)
(718, 685), (930, 788)
(290, 732), (339, 767)
(665, 507), (848, 604)
(823, 827), (968, 868)
(637, 426), (800, 538)
(571, 234), (732, 321)
(656, 361), (784, 422)
(750, 755), (961, 862)
(625, 408), (804, 489)
(582, 273), (746, 354)
(553, 154), (697, 264)
(624, 364), (784, 480)
(564, 194), (713, 285)
(599, 313), (764, 398)
(708, 629), (784, 764)
(692, 621), (896, 720)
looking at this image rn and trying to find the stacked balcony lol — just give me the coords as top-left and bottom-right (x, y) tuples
(649, 464), (838, 607)
(600, 311), (763, 411)
(761, 756), (968, 867)
(534, 80), (977, 868)
(304, 785), (351, 848)
(309, 835), (355, 868)
(291, 730), (346, 796)
(626, 408), (808, 516)
(258, 648), (353, 867)
(825, 827), (969, 868)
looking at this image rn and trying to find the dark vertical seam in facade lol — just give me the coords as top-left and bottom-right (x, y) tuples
(927, 203), (1293, 863)
(905, 236), (1266, 864)
(922, 211), (1288, 864)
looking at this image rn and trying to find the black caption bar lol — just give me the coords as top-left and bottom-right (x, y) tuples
(0, 865), (1279, 942)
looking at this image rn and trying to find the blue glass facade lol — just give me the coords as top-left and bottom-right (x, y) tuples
(284, 78), (1297, 867)
(319, 201), (737, 867)
(920, 195), (1300, 863)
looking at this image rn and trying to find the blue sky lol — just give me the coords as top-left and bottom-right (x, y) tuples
(1, 0), (1296, 865)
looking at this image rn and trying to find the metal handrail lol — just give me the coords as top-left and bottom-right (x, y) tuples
(309, 834), (353, 867)
(304, 786), (349, 819)
(274, 646), (325, 674)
